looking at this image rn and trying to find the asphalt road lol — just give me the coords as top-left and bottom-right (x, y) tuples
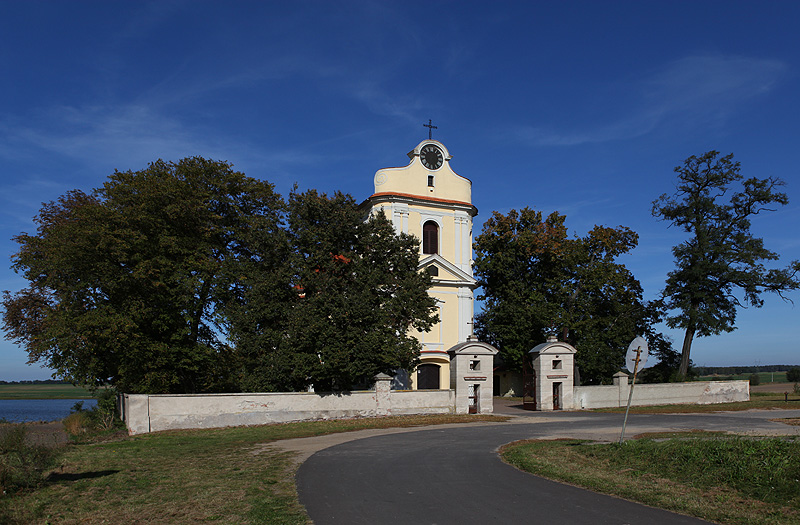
(295, 409), (800, 524)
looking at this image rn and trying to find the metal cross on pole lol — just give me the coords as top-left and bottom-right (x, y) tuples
(423, 119), (437, 140)
(619, 336), (649, 444)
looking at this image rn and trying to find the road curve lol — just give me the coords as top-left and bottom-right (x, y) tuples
(296, 410), (800, 524)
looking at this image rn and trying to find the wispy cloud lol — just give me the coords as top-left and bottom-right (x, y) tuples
(511, 55), (788, 146)
(350, 81), (424, 123)
(644, 55), (785, 111)
(3, 105), (206, 170)
(115, 0), (190, 44)
(139, 54), (343, 111)
(512, 116), (660, 146)
(0, 102), (336, 187)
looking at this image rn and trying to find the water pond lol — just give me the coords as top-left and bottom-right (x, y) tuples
(0, 398), (98, 423)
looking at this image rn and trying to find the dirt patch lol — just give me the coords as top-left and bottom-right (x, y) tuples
(11, 421), (70, 447)
(750, 382), (798, 394)
(770, 418), (800, 427)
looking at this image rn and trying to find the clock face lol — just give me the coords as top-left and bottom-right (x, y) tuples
(420, 144), (444, 170)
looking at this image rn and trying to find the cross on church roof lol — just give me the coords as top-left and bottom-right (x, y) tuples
(423, 119), (437, 140)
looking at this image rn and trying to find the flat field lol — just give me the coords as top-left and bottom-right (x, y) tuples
(0, 384), (94, 400)
(750, 382), (799, 394)
(698, 371), (791, 383)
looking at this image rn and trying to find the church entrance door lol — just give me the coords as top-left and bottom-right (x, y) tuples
(417, 363), (441, 389)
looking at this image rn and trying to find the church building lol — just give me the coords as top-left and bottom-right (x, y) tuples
(362, 138), (479, 390)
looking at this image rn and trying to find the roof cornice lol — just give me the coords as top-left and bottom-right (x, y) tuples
(361, 192), (478, 216)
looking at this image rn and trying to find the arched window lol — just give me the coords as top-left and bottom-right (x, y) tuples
(422, 221), (438, 254)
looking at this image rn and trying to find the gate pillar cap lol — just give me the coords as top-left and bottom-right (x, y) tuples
(447, 340), (498, 356)
(529, 340), (577, 356)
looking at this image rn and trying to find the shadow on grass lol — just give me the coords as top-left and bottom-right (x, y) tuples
(47, 469), (120, 482)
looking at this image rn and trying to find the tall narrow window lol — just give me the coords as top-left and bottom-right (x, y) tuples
(422, 221), (438, 254)
(427, 175), (435, 187)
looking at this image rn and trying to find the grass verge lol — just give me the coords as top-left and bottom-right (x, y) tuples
(0, 384), (94, 400)
(0, 414), (505, 524)
(501, 432), (800, 525)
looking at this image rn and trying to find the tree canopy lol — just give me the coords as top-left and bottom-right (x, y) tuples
(3, 158), (437, 394)
(473, 207), (665, 384)
(2, 158), (282, 393)
(652, 151), (800, 378)
(228, 190), (437, 392)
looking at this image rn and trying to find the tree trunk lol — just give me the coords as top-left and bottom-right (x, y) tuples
(678, 325), (695, 380)
(190, 277), (213, 345)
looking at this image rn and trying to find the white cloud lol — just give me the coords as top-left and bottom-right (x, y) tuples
(350, 81), (424, 122)
(5, 105), (206, 170)
(644, 55), (786, 111)
(115, 0), (191, 44)
(511, 55), (788, 146)
(0, 102), (344, 197)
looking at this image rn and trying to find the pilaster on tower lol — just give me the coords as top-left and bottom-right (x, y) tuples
(361, 139), (479, 391)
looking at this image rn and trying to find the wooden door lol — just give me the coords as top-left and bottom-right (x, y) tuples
(417, 363), (440, 390)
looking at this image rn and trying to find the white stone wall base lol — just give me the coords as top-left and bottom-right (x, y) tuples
(574, 380), (750, 409)
(123, 389), (456, 435)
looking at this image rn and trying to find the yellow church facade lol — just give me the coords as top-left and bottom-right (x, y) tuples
(362, 140), (477, 390)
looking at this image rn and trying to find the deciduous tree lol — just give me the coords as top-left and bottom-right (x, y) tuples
(474, 208), (661, 384)
(3, 158), (284, 393)
(4, 160), (440, 394)
(232, 190), (437, 392)
(652, 151), (800, 379)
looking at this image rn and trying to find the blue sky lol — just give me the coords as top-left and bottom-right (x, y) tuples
(2, 1), (799, 381)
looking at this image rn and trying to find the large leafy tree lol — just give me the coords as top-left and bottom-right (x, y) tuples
(4, 160), (439, 394)
(230, 190), (438, 392)
(474, 207), (661, 384)
(2, 158), (284, 393)
(652, 151), (800, 379)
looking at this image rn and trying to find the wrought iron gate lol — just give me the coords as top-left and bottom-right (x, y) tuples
(522, 356), (537, 410)
(468, 384), (479, 414)
(553, 382), (561, 410)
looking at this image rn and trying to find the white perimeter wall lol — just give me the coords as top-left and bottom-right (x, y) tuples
(123, 389), (455, 435)
(574, 380), (749, 410)
(123, 379), (751, 433)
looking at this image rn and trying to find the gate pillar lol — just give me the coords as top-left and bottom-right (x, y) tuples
(528, 336), (577, 411)
(447, 337), (499, 414)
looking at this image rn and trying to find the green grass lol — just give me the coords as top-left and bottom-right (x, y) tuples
(501, 433), (800, 525)
(0, 425), (61, 496)
(0, 384), (94, 400)
(0, 413), (505, 524)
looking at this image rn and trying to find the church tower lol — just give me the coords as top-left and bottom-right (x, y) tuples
(362, 139), (478, 390)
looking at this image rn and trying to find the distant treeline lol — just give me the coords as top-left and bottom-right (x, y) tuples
(0, 379), (67, 385)
(695, 365), (799, 376)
